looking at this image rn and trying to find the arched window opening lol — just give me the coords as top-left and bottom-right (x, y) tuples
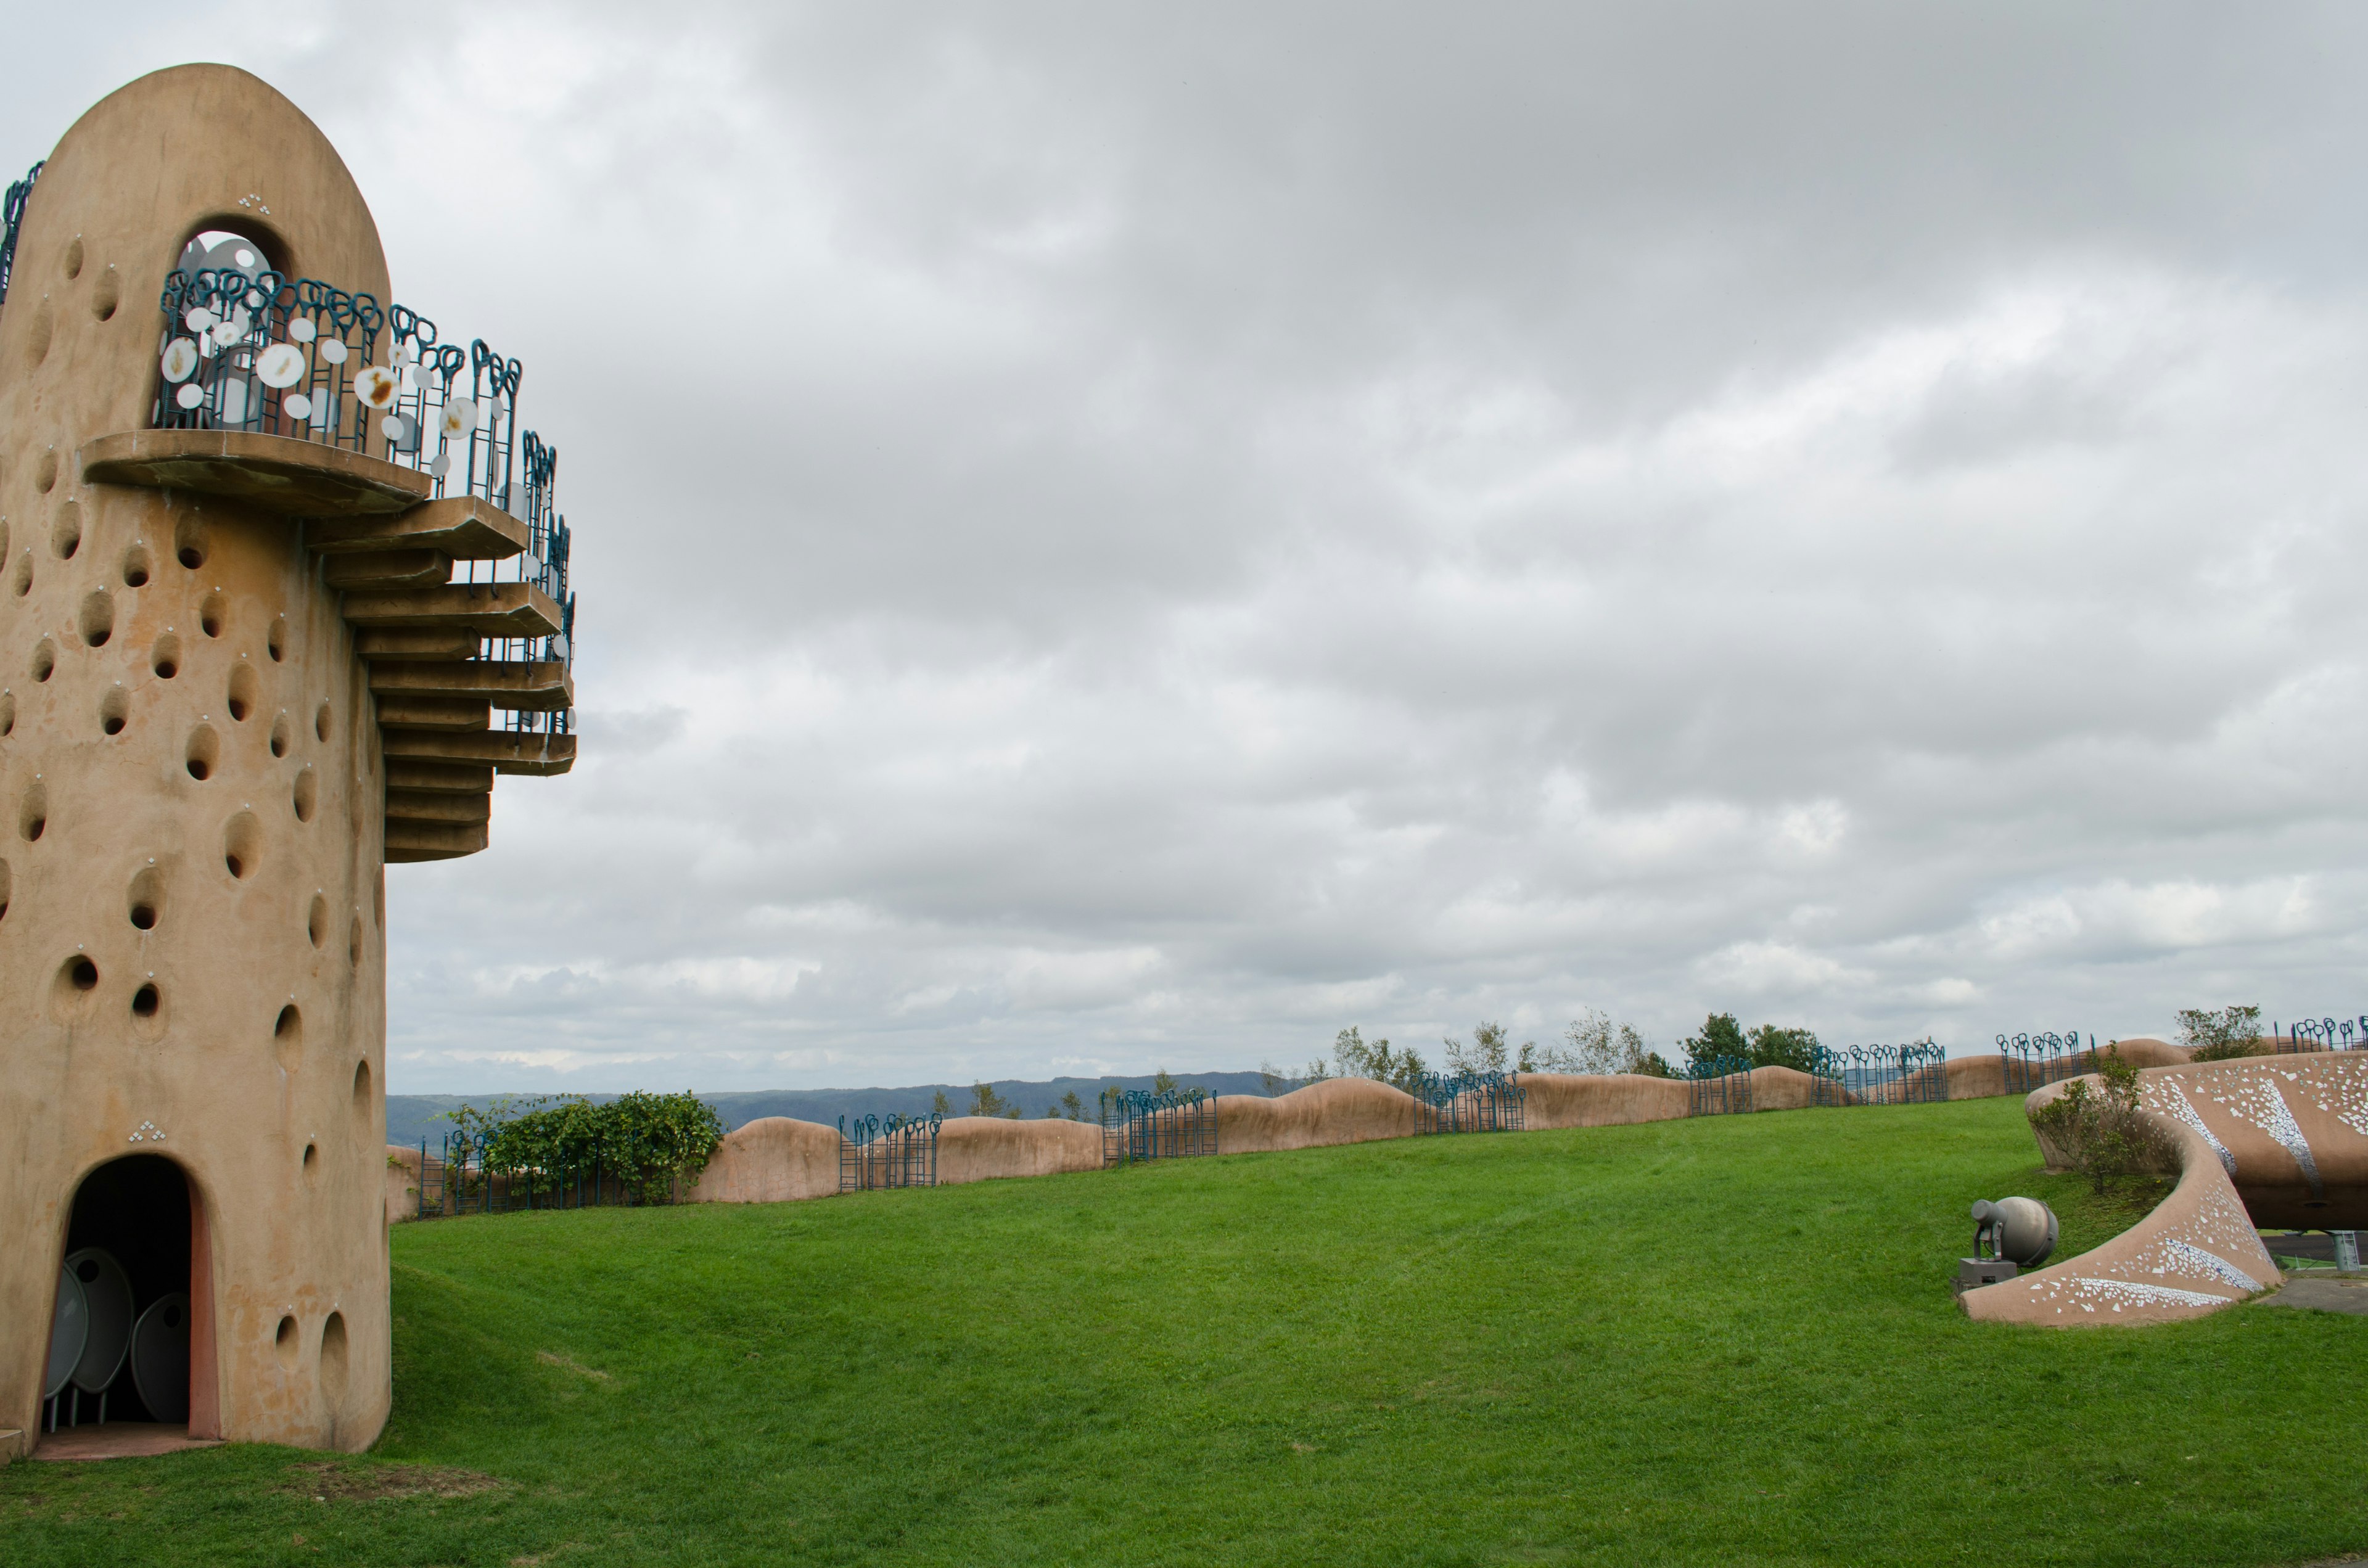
(175, 228), (274, 281)
(43, 1155), (195, 1437)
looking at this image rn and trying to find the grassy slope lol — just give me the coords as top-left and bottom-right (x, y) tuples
(4, 1096), (2364, 1567)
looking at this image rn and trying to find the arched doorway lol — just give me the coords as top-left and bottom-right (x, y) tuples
(44, 1155), (211, 1439)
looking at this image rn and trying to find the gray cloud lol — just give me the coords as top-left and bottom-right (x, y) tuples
(11, 3), (2368, 1088)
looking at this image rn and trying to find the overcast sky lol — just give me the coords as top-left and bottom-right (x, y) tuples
(14, 4), (2368, 1091)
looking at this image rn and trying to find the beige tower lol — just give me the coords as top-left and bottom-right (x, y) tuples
(0, 66), (575, 1454)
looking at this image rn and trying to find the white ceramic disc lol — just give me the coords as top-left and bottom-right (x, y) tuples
(63, 1248), (133, 1395)
(184, 306), (216, 332)
(284, 392), (313, 422)
(354, 364), (397, 409)
(440, 396), (479, 438)
(44, 1269), (88, 1401)
(288, 317), (318, 343)
(175, 383), (205, 411)
(257, 342), (306, 389)
(161, 338), (199, 384)
(129, 1294), (191, 1425)
(318, 337), (349, 366)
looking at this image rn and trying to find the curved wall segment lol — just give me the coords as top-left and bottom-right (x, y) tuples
(1962, 1054), (2368, 1326)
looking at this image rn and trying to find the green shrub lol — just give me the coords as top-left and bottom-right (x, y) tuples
(2177, 1004), (2264, 1061)
(2029, 1046), (2178, 1194)
(445, 1091), (726, 1200)
(1745, 1024), (1820, 1073)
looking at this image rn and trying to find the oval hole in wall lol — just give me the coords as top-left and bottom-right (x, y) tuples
(348, 913), (363, 968)
(2, 689), (17, 737)
(51, 952), (98, 1022)
(91, 266), (119, 321)
(319, 1311), (349, 1402)
(308, 892), (327, 948)
(223, 810), (260, 880)
(274, 1314), (299, 1368)
(131, 982), (160, 1018)
(11, 550), (31, 598)
(62, 236), (83, 279)
(19, 778), (47, 842)
(151, 631), (181, 680)
(52, 500), (81, 560)
(26, 304), (51, 371)
(292, 766), (316, 823)
(316, 702), (332, 743)
(0, 857), (11, 922)
(129, 865), (163, 930)
(273, 1001), (302, 1072)
(174, 515), (207, 572)
(34, 450), (57, 493)
(302, 1141), (318, 1186)
(79, 589), (113, 649)
(227, 662), (256, 722)
(31, 640), (56, 683)
(267, 616), (286, 662)
(99, 686), (128, 736)
(185, 724), (218, 781)
(269, 712), (289, 758)
(122, 541), (151, 588)
(352, 1058), (373, 1119)
(200, 593), (224, 639)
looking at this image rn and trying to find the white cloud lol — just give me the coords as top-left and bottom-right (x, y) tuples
(13, 5), (2368, 1089)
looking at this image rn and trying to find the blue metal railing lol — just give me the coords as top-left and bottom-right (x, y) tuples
(1101, 1087), (1218, 1164)
(1410, 1069), (1526, 1133)
(0, 160), (40, 308)
(838, 1112), (942, 1191)
(1809, 1041), (1949, 1105)
(1688, 1054), (1754, 1115)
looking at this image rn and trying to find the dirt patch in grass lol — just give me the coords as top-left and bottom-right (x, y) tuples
(536, 1350), (612, 1382)
(279, 1460), (502, 1502)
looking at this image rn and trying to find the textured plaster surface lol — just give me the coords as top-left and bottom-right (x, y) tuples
(1963, 1053), (2368, 1326)
(2, 65), (398, 1452)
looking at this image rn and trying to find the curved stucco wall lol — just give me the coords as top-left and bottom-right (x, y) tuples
(3, 66), (395, 1451)
(1962, 1053), (2368, 1326)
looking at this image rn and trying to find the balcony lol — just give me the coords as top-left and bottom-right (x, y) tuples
(73, 263), (580, 863)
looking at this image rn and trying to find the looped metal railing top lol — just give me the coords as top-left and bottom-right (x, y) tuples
(1410, 1068), (1526, 1133)
(838, 1110), (942, 1192)
(1809, 1041), (1948, 1104)
(151, 264), (577, 734)
(1100, 1086), (1218, 1164)
(0, 160), (42, 308)
(2284, 1016), (2368, 1052)
(152, 265), (523, 509)
(1687, 1053), (1754, 1114)
(837, 1111), (944, 1146)
(1996, 1030), (2094, 1094)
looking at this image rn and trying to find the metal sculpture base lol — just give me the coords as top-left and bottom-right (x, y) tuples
(1955, 1257), (2019, 1294)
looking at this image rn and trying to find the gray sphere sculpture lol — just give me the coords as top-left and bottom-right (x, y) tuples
(1971, 1197), (2058, 1267)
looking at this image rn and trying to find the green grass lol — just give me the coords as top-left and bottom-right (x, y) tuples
(5, 1096), (2364, 1567)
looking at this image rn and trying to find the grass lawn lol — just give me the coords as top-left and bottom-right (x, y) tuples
(4, 1095), (2364, 1567)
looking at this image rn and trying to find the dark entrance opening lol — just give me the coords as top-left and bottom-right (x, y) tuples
(46, 1155), (193, 1433)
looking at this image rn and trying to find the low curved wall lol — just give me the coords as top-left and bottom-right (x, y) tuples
(1216, 1076), (1421, 1151)
(1962, 1052), (2368, 1326)
(696, 1116), (842, 1204)
(939, 1115), (1104, 1184)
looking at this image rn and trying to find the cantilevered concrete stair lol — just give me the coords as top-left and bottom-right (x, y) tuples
(83, 429), (575, 863)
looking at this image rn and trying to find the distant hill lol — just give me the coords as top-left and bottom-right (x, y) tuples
(384, 1071), (1285, 1149)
